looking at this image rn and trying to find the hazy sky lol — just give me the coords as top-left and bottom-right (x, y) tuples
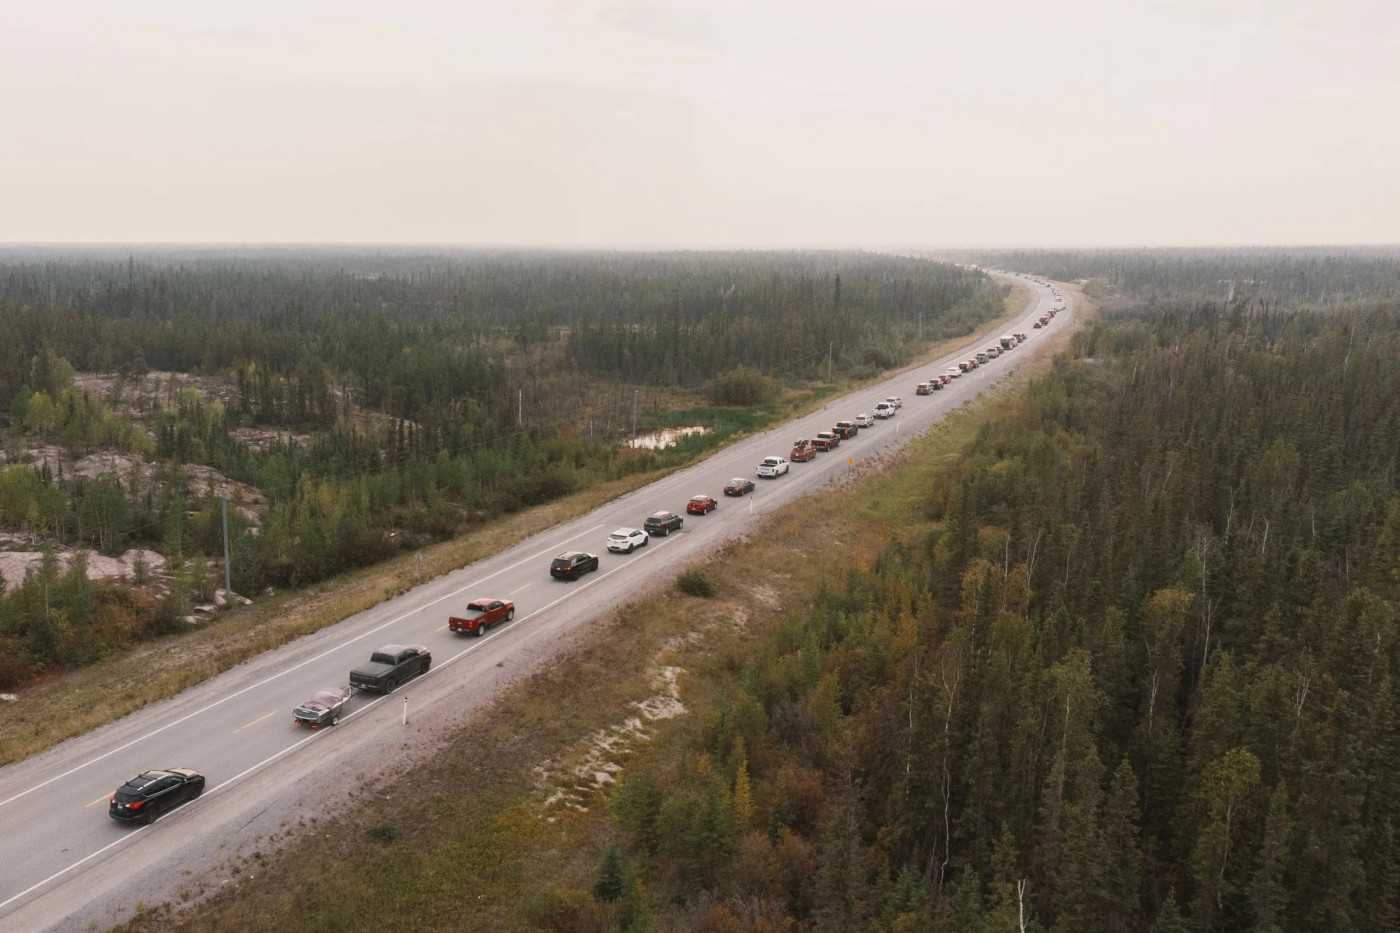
(3, 0), (1397, 246)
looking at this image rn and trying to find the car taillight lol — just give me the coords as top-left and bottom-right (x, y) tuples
(128, 800), (144, 809)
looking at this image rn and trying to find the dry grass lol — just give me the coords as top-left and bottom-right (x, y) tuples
(111, 280), (1081, 933)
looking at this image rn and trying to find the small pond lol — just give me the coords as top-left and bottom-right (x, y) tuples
(630, 426), (712, 450)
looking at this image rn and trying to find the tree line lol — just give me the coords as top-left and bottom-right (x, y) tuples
(0, 250), (1004, 688)
(971, 246), (1400, 307)
(588, 295), (1400, 930)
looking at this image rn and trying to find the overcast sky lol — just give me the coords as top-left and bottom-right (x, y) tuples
(3, 0), (1397, 247)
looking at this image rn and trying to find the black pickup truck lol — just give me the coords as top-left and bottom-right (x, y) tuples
(349, 644), (431, 694)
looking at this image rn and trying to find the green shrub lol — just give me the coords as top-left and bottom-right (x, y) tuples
(676, 569), (716, 598)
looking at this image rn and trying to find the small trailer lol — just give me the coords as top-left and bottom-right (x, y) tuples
(293, 686), (352, 728)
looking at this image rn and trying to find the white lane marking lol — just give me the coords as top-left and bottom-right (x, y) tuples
(0, 830), (145, 913)
(0, 537), (685, 912)
(0, 523), (605, 811)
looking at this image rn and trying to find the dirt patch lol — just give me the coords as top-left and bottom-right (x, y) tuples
(536, 665), (687, 813)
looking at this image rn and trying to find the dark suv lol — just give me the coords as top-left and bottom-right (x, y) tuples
(643, 511), (684, 536)
(110, 768), (205, 824)
(550, 551), (599, 580)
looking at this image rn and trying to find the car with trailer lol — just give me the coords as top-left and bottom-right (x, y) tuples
(293, 687), (351, 728)
(350, 644), (431, 693)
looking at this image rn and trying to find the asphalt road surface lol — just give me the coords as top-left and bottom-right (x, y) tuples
(0, 273), (1070, 932)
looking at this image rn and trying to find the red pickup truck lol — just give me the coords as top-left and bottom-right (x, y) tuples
(449, 598), (516, 636)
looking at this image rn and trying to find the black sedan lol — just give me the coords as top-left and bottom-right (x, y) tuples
(550, 551), (600, 580)
(110, 768), (205, 824)
(723, 477), (755, 497)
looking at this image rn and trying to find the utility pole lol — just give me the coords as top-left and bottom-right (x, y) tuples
(828, 342), (832, 381)
(919, 309), (923, 340)
(221, 488), (232, 598)
(518, 389), (522, 426)
(631, 390), (639, 448)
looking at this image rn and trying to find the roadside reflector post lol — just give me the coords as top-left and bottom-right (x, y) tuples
(403, 697), (408, 725)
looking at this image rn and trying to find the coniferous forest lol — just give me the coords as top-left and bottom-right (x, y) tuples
(591, 253), (1400, 931)
(0, 249), (999, 685)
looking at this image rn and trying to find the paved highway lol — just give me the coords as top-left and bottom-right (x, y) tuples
(0, 272), (1070, 931)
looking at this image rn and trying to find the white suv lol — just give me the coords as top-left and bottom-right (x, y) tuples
(607, 528), (649, 553)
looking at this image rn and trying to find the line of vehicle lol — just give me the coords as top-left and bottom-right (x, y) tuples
(0, 523), (605, 811)
(1, 280), (1059, 916)
(0, 532), (688, 915)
